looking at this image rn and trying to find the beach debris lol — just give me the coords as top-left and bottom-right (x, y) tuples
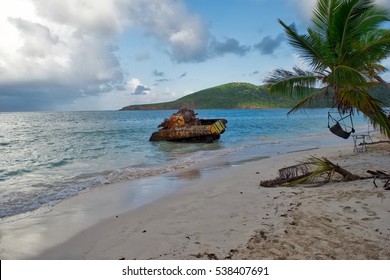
(260, 156), (362, 188)
(367, 170), (390, 190)
(360, 140), (390, 146)
(260, 163), (312, 188)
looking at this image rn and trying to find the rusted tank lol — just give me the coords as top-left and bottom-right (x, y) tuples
(149, 109), (227, 143)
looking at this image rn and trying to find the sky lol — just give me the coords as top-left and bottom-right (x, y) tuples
(0, 0), (389, 111)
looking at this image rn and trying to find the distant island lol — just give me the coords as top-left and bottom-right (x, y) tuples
(120, 82), (390, 110)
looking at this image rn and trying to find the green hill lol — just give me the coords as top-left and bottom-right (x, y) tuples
(120, 82), (390, 110)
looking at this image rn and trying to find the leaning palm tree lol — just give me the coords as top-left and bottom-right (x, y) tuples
(265, 0), (390, 137)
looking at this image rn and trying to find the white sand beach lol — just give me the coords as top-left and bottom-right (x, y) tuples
(1, 138), (389, 260)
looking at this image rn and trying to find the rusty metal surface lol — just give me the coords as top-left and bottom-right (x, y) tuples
(149, 115), (227, 142)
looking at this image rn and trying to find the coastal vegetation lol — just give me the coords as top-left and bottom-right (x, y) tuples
(120, 82), (389, 110)
(265, 0), (390, 137)
(121, 83), (303, 110)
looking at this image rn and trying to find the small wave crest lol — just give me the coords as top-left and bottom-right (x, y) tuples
(0, 175), (110, 219)
(47, 158), (73, 168)
(0, 138), (284, 219)
(0, 153), (203, 219)
(1, 169), (32, 180)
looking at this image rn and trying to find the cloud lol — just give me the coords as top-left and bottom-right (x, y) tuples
(134, 51), (151, 61)
(242, 70), (260, 77)
(153, 70), (165, 77)
(178, 72), (187, 79)
(127, 78), (151, 95)
(211, 38), (251, 57)
(154, 71), (188, 85)
(155, 79), (171, 84)
(0, 0), (126, 111)
(153, 70), (171, 84)
(0, 0), (255, 111)
(254, 33), (285, 55)
(376, 0), (390, 9)
(125, 0), (210, 63)
(8, 17), (60, 58)
(0, 0), (213, 111)
(124, 1), (251, 62)
(131, 85), (151, 95)
(287, 0), (317, 21)
(31, 0), (124, 37)
(0, 83), (75, 111)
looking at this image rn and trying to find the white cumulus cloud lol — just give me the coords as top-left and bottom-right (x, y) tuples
(0, 0), (212, 110)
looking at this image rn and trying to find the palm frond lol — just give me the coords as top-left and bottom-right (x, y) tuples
(347, 89), (390, 137)
(288, 156), (361, 186)
(265, 67), (318, 97)
(278, 20), (328, 69)
(336, 0), (390, 61)
(287, 156), (335, 186)
(329, 65), (368, 87)
(333, 87), (390, 137)
(312, 0), (338, 36)
(287, 87), (329, 114)
(358, 30), (390, 64)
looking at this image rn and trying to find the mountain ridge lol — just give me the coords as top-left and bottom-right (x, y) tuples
(120, 82), (390, 110)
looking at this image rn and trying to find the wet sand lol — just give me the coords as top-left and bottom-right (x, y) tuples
(25, 141), (390, 260)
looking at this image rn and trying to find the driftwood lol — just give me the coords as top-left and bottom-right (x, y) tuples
(260, 157), (362, 188)
(359, 140), (390, 146)
(367, 170), (390, 190)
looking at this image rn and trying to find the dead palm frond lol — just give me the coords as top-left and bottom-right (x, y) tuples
(287, 156), (361, 187)
(260, 156), (361, 188)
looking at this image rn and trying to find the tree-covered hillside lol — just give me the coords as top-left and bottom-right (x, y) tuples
(120, 82), (390, 110)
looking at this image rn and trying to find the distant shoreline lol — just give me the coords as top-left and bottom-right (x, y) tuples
(119, 82), (390, 111)
(119, 106), (292, 111)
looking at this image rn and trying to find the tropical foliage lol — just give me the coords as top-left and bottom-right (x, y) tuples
(265, 0), (390, 137)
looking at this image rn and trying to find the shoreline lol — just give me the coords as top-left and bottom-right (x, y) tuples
(1, 137), (389, 259)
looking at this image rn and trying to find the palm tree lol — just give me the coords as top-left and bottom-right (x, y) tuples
(265, 0), (390, 137)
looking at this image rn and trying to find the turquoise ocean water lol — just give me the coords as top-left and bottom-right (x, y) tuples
(0, 109), (370, 219)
